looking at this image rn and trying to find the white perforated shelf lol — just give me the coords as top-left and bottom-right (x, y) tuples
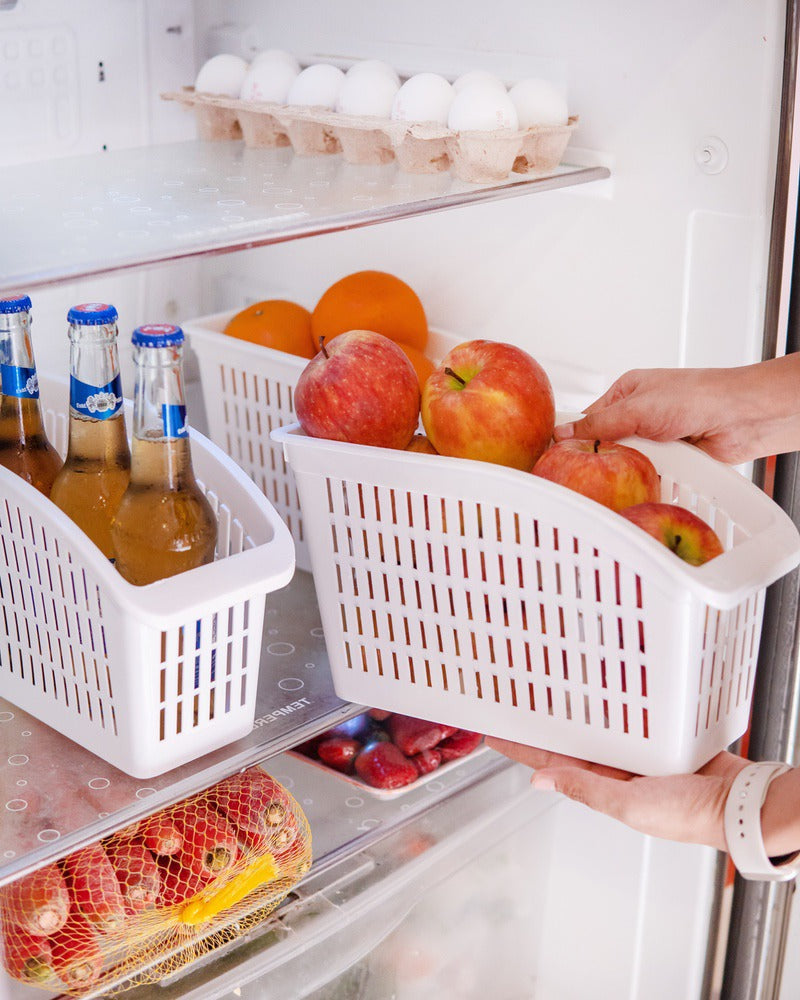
(0, 140), (608, 294)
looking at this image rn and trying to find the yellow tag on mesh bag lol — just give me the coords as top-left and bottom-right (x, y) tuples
(0, 768), (312, 995)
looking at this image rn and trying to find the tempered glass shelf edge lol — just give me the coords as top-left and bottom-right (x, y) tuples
(0, 140), (609, 294)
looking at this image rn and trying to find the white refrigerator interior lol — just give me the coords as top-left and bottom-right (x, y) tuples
(0, 0), (796, 998)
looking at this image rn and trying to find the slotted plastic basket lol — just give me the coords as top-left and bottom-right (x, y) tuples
(0, 375), (295, 778)
(273, 423), (800, 775)
(185, 311), (464, 573)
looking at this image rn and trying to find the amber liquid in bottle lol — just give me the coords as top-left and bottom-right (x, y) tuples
(0, 296), (61, 496)
(111, 325), (217, 586)
(50, 305), (131, 559)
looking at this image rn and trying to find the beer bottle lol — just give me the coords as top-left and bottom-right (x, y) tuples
(0, 293), (62, 496)
(110, 324), (217, 586)
(50, 303), (131, 559)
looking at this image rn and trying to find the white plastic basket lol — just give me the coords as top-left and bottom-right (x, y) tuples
(185, 311), (464, 573)
(273, 423), (800, 775)
(0, 375), (295, 778)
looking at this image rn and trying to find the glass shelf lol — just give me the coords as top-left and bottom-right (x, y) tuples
(0, 570), (363, 887)
(0, 140), (609, 294)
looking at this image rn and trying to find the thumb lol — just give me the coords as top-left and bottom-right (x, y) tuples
(554, 400), (644, 444)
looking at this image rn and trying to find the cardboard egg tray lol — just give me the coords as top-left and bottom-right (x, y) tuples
(162, 88), (578, 183)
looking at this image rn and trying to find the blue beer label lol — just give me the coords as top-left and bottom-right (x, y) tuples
(1, 365), (39, 398)
(161, 403), (188, 438)
(70, 374), (123, 420)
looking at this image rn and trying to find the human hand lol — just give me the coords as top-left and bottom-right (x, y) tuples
(554, 358), (800, 465)
(485, 737), (747, 850)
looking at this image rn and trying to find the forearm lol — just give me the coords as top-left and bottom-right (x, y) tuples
(759, 765), (800, 858)
(731, 353), (800, 459)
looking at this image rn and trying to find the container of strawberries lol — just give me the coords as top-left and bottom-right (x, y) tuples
(291, 710), (485, 799)
(0, 767), (311, 995)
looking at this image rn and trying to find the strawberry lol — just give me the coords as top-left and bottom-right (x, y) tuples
(439, 725), (459, 740)
(104, 840), (161, 913)
(367, 708), (392, 721)
(354, 742), (418, 790)
(437, 730), (483, 761)
(157, 857), (206, 908)
(61, 843), (126, 934)
(1, 918), (56, 985)
(388, 714), (446, 756)
(0, 863), (69, 936)
(49, 911), (103, 989)
(136, 814), (183, 856)
(411, 748), (442, 776)
(173, 801), (239, 883)
(316, 737), (361, 773)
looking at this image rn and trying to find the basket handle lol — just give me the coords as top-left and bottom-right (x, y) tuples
(692, 512), (800, 610)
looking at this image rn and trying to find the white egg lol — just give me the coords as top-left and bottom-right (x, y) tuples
(336, 69), (400, 117)
(509, 78), (568, 127)
(239, 56), (299, 103)
(447, 83), (519, 131)
(286, 64), (345, 109)
(195, 54), (249, 97)
(251, 49), (301, 75)
(391, 73), (454, 125)
(345, 59), (401, 88)
(452, 70), (507, 95)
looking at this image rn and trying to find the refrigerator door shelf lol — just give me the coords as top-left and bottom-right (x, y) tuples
(0, 140), (609, 297)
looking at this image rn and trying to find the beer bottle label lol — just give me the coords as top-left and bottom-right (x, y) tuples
(1, 365), (39, 398)
(161, 404), (188, 439)
(70, 374), (124, 420)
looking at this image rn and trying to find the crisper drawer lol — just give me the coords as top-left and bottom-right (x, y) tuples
(0, 752), (542, 1000)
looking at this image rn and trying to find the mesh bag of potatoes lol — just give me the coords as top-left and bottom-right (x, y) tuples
(0, 767), (311, 995)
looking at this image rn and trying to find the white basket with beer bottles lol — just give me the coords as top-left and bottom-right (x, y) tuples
(0, 374), (295, 778)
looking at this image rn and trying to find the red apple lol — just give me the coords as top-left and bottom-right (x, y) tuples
(532, 439), (660, 512)
(421, 340), (555, 471)
(295, 330), (420, 449)
(621, 502), (724, 565)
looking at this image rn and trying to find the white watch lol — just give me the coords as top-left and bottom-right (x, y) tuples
(724, 761), (800, 882)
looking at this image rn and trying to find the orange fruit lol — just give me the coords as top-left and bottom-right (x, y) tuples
(311, 271), (428, 352)
(398, 343), (435, 390)
(224, 300), (315, 359)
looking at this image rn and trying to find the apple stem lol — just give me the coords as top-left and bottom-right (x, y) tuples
(672, 534), (682, 552)
(319, 336), (329, 359)
(444, 366), (467, 387)
(594, 440), (600, 454)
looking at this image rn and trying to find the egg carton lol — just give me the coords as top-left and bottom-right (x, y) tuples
(162, 88), (578, 183)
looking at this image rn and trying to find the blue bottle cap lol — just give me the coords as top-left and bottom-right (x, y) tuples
(131, 324), (185, 348)
(67, 302), (119, 325)
(0, 293), (32, 314)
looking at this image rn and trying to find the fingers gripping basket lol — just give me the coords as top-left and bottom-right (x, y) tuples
(0, 375), (295, 778)
(273, 424), (800, 776)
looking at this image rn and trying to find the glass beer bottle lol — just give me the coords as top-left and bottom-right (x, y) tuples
(0, 293), (62, 495)
(110, 324), (217, 586)
(50, 303), (131, 559)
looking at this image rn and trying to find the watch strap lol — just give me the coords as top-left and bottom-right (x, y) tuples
(724, 761), (799, 882)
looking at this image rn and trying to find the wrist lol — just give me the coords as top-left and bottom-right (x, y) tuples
(724, 762), (800, 881)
